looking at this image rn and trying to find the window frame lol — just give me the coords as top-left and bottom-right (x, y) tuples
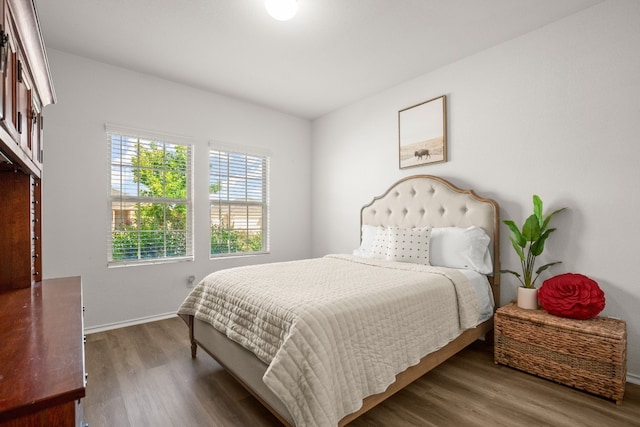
(209, 145), (270, 259)
(107, 125), (194, 267)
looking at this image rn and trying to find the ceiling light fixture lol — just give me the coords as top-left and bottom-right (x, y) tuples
(265, 0), (298, 21)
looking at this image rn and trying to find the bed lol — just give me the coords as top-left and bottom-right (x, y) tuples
(178, 174), (500, 426)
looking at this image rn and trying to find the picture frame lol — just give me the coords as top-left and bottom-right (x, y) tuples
(398, 95), (447, 169)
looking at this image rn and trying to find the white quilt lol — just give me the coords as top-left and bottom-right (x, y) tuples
(178, 254), (481, 427)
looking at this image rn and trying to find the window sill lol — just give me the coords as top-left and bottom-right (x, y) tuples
(209, 251), (270, 260)
(108, 256), (194, 268)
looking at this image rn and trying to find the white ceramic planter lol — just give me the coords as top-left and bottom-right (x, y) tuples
(517, 287), (539, 309)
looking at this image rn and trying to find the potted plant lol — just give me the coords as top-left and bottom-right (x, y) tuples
(501, 195), (566, 309)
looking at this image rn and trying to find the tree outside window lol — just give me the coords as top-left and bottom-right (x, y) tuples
(210, 149), (269, 257)
(109, 131), (193, 265)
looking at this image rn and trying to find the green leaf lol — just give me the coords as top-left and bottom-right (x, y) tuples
(531, 227), (559, 256)
(530, 240), (543, 256)
(531, 261), (562, 287)
(542, 207), (567, 231)
(503, 220), (526, 247)
(509, 236), (525, 261)
(535, 261), (562, 275)
(533, 195), (543, 225)
(522, 214), (541, 242)
(500, 269), (525, 287)
(500, 269), (521, 278)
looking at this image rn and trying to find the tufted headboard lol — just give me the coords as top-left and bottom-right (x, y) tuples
(361, 175), (500, 304)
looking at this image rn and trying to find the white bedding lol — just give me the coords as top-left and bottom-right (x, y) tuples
(178, 254), (485, 427)
(460, 269), (495, 323)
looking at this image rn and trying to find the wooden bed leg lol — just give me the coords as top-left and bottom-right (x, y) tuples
(188, 315), (197, 358)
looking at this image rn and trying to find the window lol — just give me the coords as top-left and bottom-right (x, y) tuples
(108, 126), (193, 266)
(209, 147), (269, 257)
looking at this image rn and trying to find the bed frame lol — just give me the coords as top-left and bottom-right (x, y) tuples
(185, 174), (500, 426)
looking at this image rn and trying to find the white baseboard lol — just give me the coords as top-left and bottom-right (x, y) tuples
(627, 372), (640, 385)
(85, 312), (178, 334)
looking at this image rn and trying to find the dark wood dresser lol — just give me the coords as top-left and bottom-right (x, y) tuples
(0, 277), (86, 426)
(0, 1), (75, 424)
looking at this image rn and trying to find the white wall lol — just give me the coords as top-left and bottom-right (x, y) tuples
(42, 50), (312, 329)
(311, 0), (640, 379)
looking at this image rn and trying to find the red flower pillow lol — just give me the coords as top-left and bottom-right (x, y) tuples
(538, 273), (605, 319)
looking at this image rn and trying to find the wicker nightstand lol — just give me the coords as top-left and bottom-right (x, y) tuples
(494, 302), (627, 404)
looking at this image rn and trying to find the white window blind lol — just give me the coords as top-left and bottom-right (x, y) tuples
(108, 127), (193, 266)
(209, 148), (269, 257)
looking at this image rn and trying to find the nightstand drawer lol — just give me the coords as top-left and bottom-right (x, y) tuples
(494, 302), (626, 404)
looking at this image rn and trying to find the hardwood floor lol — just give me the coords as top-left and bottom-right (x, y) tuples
(85, 317), (640, 426)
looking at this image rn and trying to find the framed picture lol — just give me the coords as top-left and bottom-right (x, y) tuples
(398, 95), (447, 169)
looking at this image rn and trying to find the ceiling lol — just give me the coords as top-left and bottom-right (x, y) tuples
(34, 0), (604, 119)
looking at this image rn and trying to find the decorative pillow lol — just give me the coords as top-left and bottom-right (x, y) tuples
(386, 226), (431, 264)
(538, 273), (605, 319)
(368, 226), (390, 260)
(429, 226), (493, 274)
(353, 225), (388, 259)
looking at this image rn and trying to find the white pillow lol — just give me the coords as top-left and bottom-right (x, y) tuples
(368, 226), (389, 259)
(353, 225), (387, 259)
(429, 226), (493, 274)
(386, 226), (431, 265)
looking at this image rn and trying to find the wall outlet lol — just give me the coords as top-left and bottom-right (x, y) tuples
(186, 275), (196, 288)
